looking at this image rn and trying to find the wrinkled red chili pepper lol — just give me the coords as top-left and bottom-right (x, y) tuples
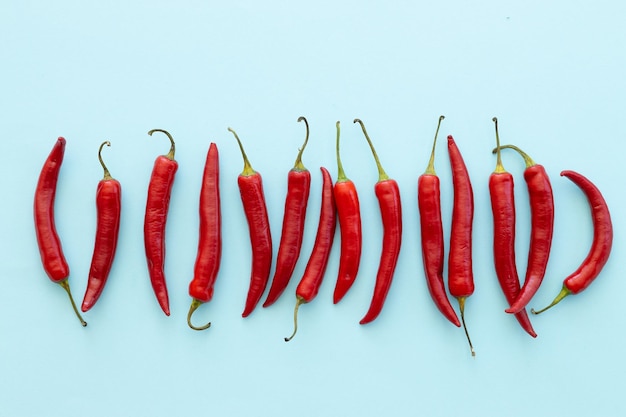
(354, 119), (402, 325)
(144, 129), (178, 316)
(489, 118), (536, 337)
(532, 170), (612, 315)
(285, 167), (336, 341)
(418, 116), (460, 327)
(332, 121), (362, 304)
(263, 117), (311, 307)
(447, 135), (475, 356)
(229, 127), (273, 317)
(187, 142), (221, 331)
(34, 137), (86, 326)
(81, 141), (122, 313)
(495, 145), (555, 315)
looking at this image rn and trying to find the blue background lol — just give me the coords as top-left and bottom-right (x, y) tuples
(1, 1), (624, 416)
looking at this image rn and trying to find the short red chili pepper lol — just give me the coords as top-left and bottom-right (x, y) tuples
(332, 121), (362, 304)
(489, 118), (536, 337)
(229, 127), (273, 318)
(495, 145), (555, 315)
(285, 167), (336, 342)
(354, 119), (402, 325)
(418, 116), (460, 327)
(263, 117), (311, 307)
(144, 129), (178, 316)
(447, 134), (475, 356)
(532, 170), (613, 315)
(81, 141), (122, 313)
(187, 142), (221, 331)
(34, 137), (86, 326)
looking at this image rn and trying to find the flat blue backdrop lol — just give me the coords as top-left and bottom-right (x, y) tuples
(1, 1), (624, 416)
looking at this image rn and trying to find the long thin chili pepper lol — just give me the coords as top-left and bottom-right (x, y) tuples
(494, 145), (555, 315)
(447, 135), (475, 356)
(81, 141), (122, 313)
(354, 119), (402, 325)
(263, 117), (311, 307)
(285, 167), (336, 342)
(144, 129), (178, 316)
(229, 127), (273, 317)
(187, 142), (221, 331)
(332, 121), (362, 304)
(418, 116), (460, 327)
(489, 118), (536, 337)
(532, 170), (612, 315)
(34, 137), (86, 326)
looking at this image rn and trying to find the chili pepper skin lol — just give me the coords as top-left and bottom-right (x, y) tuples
(144, 129), (178, 317)
(263, 117), (311, 307)
(354, 119), (402, 325)
(229, 127), (273, 318)
(332, 121), (362, 304)
(418, 116), (461, 327)
(81, 141), (122, 313)
(489, 118), (536, 337)
(285, 167), (337, 342)
(187, 142), (221, 331)
(34, 137), (86, 326)
(532, 170), (613, 315)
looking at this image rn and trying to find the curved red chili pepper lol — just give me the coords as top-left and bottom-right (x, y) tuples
(229, 127), (273, 318)
(34, 137), (86, 326)
(285, 167), (337, 342)
(447, 135), (475, 355)
(354, 119), (402, 325)
(81, 141), (122, 313)
(489, 118), (536, 337)
(332, 121), (362, 304)
(495, 145), (555, 315)
(144, 129), (178, 316)
(532, 170), (612, 315)
(418, 116), (460, 327)
(187, 142), (221, 331)
(263, 117), (311, 307)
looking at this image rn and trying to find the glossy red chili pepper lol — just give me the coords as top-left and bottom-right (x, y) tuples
(532, 170), (613, 315)
(144, 129), (178, 316)
(418, 116), (460, 327)
(263, 117), (311, 307)
(332, 121), (362, 304)
(285, 167), (336, 342)
(81, 141), (122, 313)
(447, 135), (475, 356)
(34, 137), (86, 326)
(354, 119), (402, 325)
(489, 118), (536, 337)
(187, 142), (221, 331)
(229, 127), (273, 318)
(495, 145), (555, 315)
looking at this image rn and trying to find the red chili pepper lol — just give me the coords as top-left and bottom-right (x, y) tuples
(447, 135), (475, 356)
(81, 141), (122, 313)
(34, 137), (86, 326)
(229, 127), (273, 317)
(263, 117), (311, 307)
(144, 129), (178, 316)
(332, 121), (362, 304)
(494, 145), (555, 315)
(418, 116), (460, 327)
(285, 167), (337, 341)
(532, 170), (613, 315)
(187, 142), (221, 331)
(489, 118), (536, 337)
(353, 119), (402, 325)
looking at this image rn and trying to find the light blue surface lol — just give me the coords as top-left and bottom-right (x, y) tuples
(1, 1), (624, 416)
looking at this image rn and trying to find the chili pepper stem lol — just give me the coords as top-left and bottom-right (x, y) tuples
(531, 286), (571, 315)
(492, 117), (506, 174)
(148, 129), (176, 160)
(58, 280), (87, 327)
(492, 144), (536, 167)
(425, 116), (445, 175)
(187, 298), (211, 331)
(335, 121), (349, 182)
(98, 141), (113, 180)
(284, 296), (305, 342)
(229, 127), (256, 176)
(293, 117), (310, 171)
(457, 297), (475, 357)
(353, 119), (389, 181)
